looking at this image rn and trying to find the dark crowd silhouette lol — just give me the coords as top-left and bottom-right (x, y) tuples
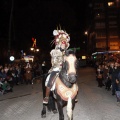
(0, 61), (47, 95)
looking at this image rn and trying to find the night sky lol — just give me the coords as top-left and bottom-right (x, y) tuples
(0, 0), (92, 53)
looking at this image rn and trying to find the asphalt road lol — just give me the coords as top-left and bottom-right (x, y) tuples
(0, 67), (120, 120)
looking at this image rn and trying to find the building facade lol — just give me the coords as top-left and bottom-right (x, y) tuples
(89, 0), (120, 54)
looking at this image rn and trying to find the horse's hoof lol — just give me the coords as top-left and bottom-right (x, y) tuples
(41, 114), (46, 118)
(53, 110), (58, 114)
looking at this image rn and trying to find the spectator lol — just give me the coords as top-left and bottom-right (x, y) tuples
(1, 80), (13, 94)
(96, 64), (104, 87)
(7, 66), (14, 88)
(111, 62), (120, 95)
(20, 65), (26, 84)
(24, 62), (32, 85)
(42, 61), (48, 74)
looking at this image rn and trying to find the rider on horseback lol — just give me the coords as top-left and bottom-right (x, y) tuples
(43, 29), (70, 104)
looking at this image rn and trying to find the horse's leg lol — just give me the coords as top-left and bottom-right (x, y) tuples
(49, 92), (57, 114)
(41, 104), (46, 118)
(67, 98), (77, 120)
(41, 75), (47, 118)
(70, 100), (76, 120)
(41, 96), (52, 117)
(47, 96), (52, 112)
(72, 98), (76, 110)
(56, 100), (64, 120)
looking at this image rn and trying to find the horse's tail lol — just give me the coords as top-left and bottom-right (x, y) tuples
(67, 96), (73, 120)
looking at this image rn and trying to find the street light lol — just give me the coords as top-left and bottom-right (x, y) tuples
(84, 31), (89, 54)
(30, 47), (34, 51)
(9, 56), (15, 62)
(30, 47), (39, 52)
(36, 48), (39, 52)
(84, 31), (88, 42)
(84, 31), (88, 35)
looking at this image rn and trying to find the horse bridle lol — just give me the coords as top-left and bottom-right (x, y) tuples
(62, 60), (77, 82)
(65, 73), (77, 81)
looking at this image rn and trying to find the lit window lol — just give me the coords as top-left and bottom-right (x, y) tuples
(95, 22), (105, 28)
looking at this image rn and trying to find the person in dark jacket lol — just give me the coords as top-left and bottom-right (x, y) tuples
(111, 62), (120, 95)
(41, 61), (48, 74)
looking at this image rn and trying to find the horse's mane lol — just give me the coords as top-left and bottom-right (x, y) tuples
(65, 49), (76, 56)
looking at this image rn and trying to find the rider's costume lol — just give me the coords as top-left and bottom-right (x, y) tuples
(43, 29), (70, 104)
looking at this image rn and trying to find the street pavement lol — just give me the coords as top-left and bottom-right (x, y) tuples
(0, 67), (120, 120)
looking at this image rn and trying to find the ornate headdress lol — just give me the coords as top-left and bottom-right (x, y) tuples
(51, 27), (70, 49)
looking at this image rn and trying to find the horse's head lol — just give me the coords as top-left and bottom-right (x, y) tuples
(61, 49), (78, 84)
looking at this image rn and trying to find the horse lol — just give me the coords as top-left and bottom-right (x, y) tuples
(54, 49), (78, 120)
(41, 49), (79, 120)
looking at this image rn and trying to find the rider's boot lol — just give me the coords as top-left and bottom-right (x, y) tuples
(43, 87), (50, 104)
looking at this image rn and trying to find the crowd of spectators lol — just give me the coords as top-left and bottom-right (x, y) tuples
(95, 60), (120, 104)
(0, 61), (45, 95)
(1, 58), (120, 104)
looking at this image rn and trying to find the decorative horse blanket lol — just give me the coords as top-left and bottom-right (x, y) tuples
(55, 77), (78, 101)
